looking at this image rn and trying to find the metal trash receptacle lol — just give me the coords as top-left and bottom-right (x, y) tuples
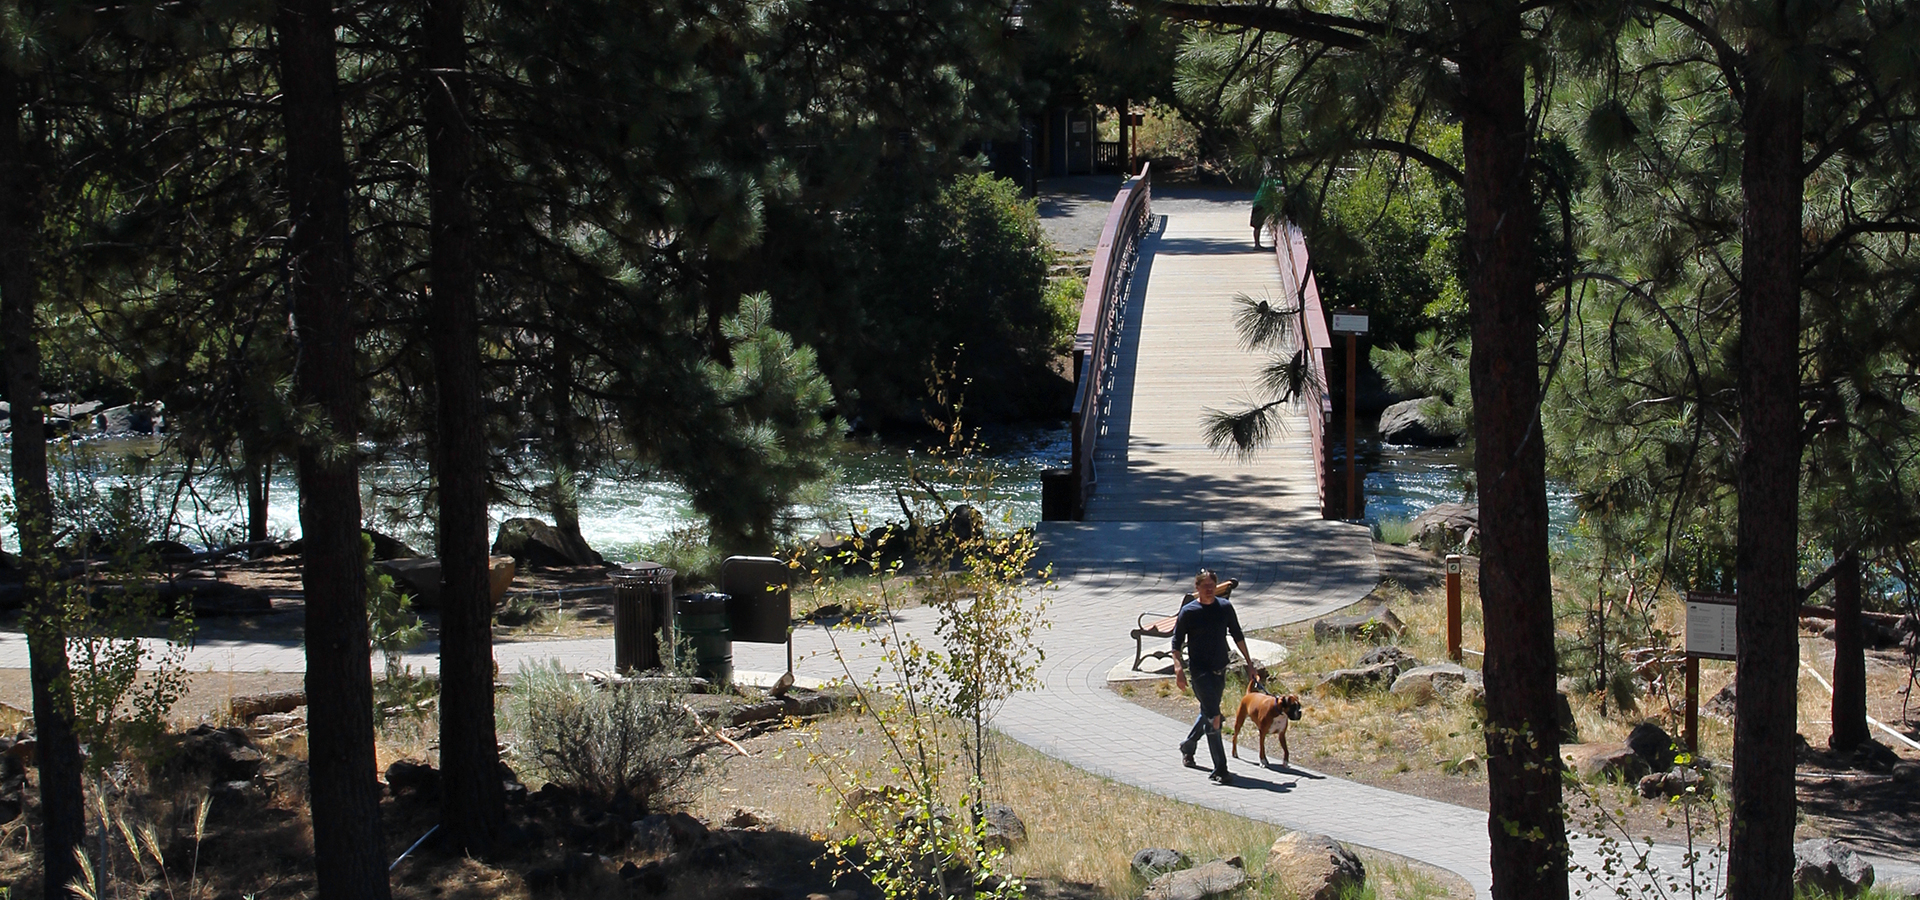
(611, 561), (675, 673)
(674, 592), (733, 686)
(720, 556), (791, 645)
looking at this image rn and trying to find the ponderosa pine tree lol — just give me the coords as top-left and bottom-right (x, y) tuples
(274, 0), (390, 894)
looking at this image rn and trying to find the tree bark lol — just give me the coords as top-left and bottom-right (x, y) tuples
(1730, 44), (1804, 900)
(246, 445), (272, 546)
(274, 1), (391, 897)
(1828, 551), (1867, 752)
(425, 0), (505, 856)
(0, 62), (87, 900)
(1457, 1), (1566, 897)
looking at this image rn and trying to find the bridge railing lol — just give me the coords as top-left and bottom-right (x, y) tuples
(1061, 163), (1152, 519)
(1275, 221), (1338, 518)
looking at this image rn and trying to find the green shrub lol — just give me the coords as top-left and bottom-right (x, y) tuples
(1370, 516), (1416, 546)
(503, 663), (706, 812)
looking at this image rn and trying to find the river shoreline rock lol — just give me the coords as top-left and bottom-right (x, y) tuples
(1378, 397), (1459, 447)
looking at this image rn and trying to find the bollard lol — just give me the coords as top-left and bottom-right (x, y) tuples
(1446, 554), (1463, 662)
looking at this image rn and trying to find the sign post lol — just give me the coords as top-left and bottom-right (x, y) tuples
(1328, 309), (1369, 520)
(1446, 554), (1463, 661)
(1684, 591), (1738, 752)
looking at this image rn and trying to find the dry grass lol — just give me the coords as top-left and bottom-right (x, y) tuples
(720, 713), (1469, 900)
(1250, 579), (1491, 777)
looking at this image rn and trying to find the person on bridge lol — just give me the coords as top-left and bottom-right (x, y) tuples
(1172, 569), (1256, 785)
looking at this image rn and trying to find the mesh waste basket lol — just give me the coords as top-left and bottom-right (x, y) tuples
(611, 561), (675, 672)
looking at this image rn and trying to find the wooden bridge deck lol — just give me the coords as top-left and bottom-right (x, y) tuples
(1083, 204), (1320, 523)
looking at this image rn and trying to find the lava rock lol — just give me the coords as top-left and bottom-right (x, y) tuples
(1627, 722), (1679, 771)
(177, 724), (265, 782)
(1313, 606), (1406, 643)
(1133, 848), (1190, 876)
(1316, 662), (1400, 695)
(980, 804), (1027, 852)
(385, 759), (441, 798)
(1355, 645), (1419, 674)
(1793, 838), (1874, 898)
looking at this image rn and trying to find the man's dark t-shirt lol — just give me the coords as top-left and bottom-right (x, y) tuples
(1172, 598), (1244, 673)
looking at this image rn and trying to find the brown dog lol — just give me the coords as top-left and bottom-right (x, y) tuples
(1231, 676), (1303, 767)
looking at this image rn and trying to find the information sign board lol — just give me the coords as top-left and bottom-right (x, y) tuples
(1685, 591), (1738, 660)
(1330, 310), (1370, 335)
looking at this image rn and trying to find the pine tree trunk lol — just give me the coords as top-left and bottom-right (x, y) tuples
(425, 0), (505, 855)
(1828, 552), (1867, 752)
(1, 64), (87, 900)
(1457, 1), (1566, 896)
(1729, 48), (1804, 900)
(274, 1), (391, 896)
(246, 448), (271, 546)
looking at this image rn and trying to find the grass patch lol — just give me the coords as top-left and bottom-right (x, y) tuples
(1371, 516), (1418, 546)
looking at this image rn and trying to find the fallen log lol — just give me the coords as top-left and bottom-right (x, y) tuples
(230, 690), (307, 722)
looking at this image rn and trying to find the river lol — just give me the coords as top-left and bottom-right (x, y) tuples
(0, 426), (1535, 559)
(0, 429), (1072, 561)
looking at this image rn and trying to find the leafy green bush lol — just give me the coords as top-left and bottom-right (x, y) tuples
(503, 663), (706, 812)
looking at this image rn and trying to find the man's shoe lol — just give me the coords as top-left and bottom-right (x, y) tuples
(1182, 752), (1200, 769)
(1208, 770), (1234, 786)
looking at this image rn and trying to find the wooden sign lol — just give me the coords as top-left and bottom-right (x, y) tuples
(1685, 591), (1737, 661)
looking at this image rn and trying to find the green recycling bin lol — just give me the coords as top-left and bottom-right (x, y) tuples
(673, 592), (733, 686)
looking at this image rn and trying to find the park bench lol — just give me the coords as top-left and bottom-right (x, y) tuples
(1129, 579), (1236, 671)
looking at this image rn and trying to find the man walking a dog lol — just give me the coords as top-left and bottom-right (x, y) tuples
(1172, 569), (1257, 785)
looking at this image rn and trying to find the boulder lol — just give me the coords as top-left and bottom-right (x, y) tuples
(1627, 722), (1679, 771)
(1389, 663), (1483, 702)
(1637, 766), (1707, 799)
(1313, 606), (1406, 642)
(1267, 833), (1366, 900)
(94, 402), (163, 435)
(1411, 502), (1479, 550)
(1142, 856), (1247, 900)
(156, 580), (273, 617)
(1132, 848), (1190, 877)
(492, 517), (605, 568)
(377, 558), (442, 608)
(725, 807), (768, 829)
(1703, 683), (1737, 720)
(176, 724), (265, 782)
(1356, 645), (1418, 674)
(1562, 742), (1649, 783)
(47, 401), (103, 421)
(364, 529), (420, 561)
(979, 804), (1027, 852)
(1378, 397), (1460, 447)
(1793, 839), (1874, 898)
(384, 759), (440, 798)
(1317, 662), (1400, 696)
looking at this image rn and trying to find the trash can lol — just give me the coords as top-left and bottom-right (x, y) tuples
(611, 561), (675, 673)
(720, 556), (791, 645)
(674, 592), (733, 686)
(1041, 467), (1077, 520)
